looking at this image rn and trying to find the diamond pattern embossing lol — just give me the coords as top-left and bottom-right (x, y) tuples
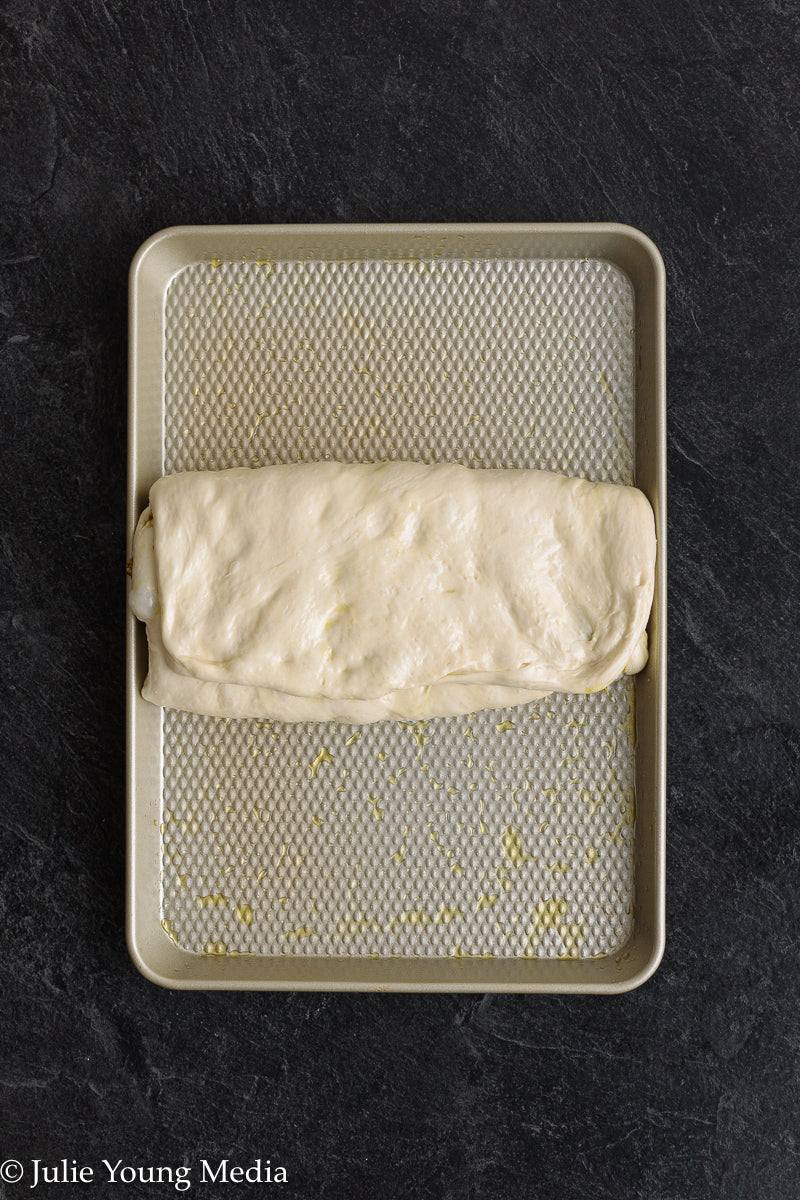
(161, 255), (636, 959)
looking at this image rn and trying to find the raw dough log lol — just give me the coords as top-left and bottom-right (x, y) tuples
(129, 462), (655, 724)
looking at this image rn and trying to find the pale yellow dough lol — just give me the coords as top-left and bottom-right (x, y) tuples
(130, 462), (655, 724)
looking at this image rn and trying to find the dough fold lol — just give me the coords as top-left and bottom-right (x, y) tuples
(130, 462), (655, 723)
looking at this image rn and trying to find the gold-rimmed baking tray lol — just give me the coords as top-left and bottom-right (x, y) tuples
(127, 223), (665, 991)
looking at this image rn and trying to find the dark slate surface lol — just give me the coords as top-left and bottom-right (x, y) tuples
(1, 1), (798, 1197)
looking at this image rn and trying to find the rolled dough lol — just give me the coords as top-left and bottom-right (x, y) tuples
(130, 462), (655, 723)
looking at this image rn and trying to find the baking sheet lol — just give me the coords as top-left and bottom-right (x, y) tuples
(127, 224), (666, 990)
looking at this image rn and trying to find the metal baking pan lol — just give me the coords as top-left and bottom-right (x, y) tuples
(127, 223), (665, 991)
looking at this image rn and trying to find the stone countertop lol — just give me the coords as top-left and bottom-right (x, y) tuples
(1, 1), (798, 1197)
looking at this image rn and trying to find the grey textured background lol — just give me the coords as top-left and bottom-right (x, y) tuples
(1, 1), (798, 1197)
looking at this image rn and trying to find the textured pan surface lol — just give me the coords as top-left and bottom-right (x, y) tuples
(158, 255), (636, 960)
